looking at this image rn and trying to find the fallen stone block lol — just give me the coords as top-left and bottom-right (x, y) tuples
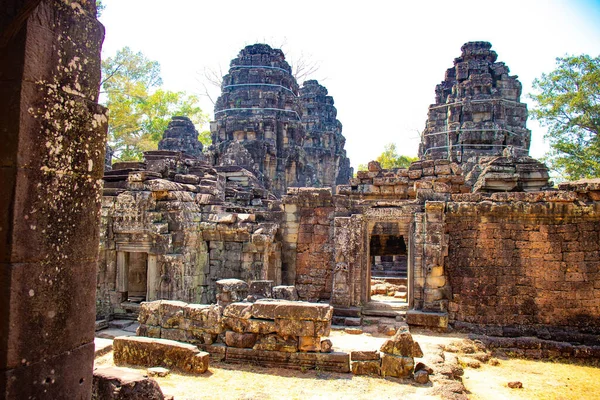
(380, 330), (423, 358)
(351, 360), (381, 376)
(113, 336), (209, 374)
(92, 366), (165, 400)
(380, 354), (414, 378)
(320, 339), (333, 353)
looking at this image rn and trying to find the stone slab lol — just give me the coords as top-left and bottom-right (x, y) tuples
(113, 336), (209, 374)
(406, 310), (448, 329)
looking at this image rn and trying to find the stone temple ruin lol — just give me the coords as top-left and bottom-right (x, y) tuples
(3, 3), (598, 394)
(97, 41), (600, 349)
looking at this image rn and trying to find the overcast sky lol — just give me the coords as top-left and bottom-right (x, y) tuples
(99, 0), (600, 169)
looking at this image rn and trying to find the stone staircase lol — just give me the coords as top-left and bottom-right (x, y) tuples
(371, 258), (407, 281)
(362, 300), (409, 318)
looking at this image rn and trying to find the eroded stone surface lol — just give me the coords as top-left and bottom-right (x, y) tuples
(113, 336), (210, 374)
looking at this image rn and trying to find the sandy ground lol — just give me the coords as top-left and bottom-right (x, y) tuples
(95, 326), (600, 400)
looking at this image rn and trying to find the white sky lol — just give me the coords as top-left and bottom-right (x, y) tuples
(99, 0), (600, 170)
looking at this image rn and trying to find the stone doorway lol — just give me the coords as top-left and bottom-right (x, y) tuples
(116, 244), (159, 305)
(126, 252), (148, 302)
(369, 234), (409, 303)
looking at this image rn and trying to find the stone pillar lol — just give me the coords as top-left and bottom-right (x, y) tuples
(146, 254), (158, 301)
(116, 251), (128, 293)
(0, 1), (106, 398)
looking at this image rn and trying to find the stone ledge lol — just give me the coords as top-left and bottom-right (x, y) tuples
(406, 310), (448, 329)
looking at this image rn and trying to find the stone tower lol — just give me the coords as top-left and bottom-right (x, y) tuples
(158, 116), (204, 159)
(300, 80), (353, 190)
(419, 41), (531, 162)
(209, 44), (317, 197)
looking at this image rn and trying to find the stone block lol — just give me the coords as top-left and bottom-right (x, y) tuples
(380, 354), (414, 378)
(406, 310), (448, 329)
(158, 300), (187, 329)
(113, 336), (209, 374)
(225, 347), (350, 373)
(315, 321), (332, 337)
(252, 300), (333, 321)
(351, 360), (381, 376)
(380, 330), (422, 357)
(298, 336), (322, 352)
(249, 280), (273, 298)
(272, 286), (299, 300)
(92, 367), (164, 400)
(276, 318), (316, 336)
(351, 351), (380, 361)
(137, 324), (161, 338)
(138, 301), (161, 326)
(225, 331), (257, 348)
(223, 303), (253, 319)
(253, 334), (298, 352)
(320, 339), (333, 353)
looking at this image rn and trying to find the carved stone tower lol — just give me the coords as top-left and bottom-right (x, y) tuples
(209, 44), (317, 197)
(300, 80), (353, 190)
(419, 41), (531, 162)
(158, 116), (204, 160)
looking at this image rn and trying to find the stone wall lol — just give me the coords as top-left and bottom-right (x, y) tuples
(445, 191), (600, 341)
(339, 159), (470, 201)
(97, 152), (283, 316)
(136, 300), (350, 372)
(282, 188), (336, 301)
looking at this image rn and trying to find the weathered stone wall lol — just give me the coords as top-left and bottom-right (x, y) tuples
(1, 1), (107, 398)
(445, 192), (600, 341)
(338, 160), (470, 200)
(97, 155), (283, 315)
(136, 300), (350, 372)
(282, 188), (336, 302)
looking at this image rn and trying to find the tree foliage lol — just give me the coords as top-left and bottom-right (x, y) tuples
(357, 143), (418, 171)
(102, 47), (207, 161)
(530, 54), (600, 180)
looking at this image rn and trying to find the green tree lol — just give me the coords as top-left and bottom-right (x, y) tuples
(376, 143), (417, 169)
(198, 130), (212, 147)
(102, 47), (207, 161)
(530, 54), (600, 180)
(357, 143), (417, 172)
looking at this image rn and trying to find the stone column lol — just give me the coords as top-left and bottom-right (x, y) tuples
(116, 251), (128, 293)
(146, 254), (158, 301)
(0, 1), (106, 398)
